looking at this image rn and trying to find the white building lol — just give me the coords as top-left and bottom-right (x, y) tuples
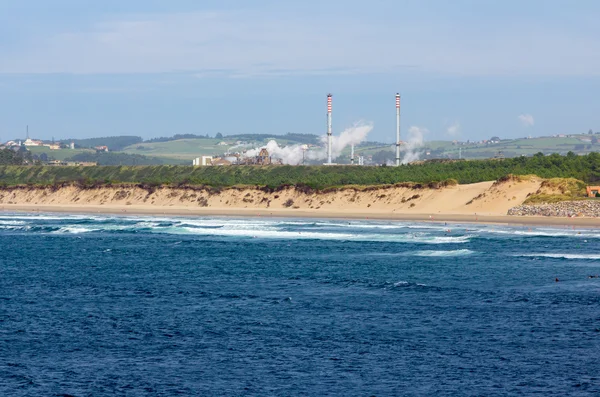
(192, 156), (213, 166)
(23, 138), (43, 146)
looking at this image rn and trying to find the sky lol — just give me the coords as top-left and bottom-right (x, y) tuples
(1, 0), (600, 143)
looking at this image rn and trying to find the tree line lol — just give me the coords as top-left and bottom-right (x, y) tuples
(0, 148), (33, 165)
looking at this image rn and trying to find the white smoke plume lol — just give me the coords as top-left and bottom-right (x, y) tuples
(401, 126), (426, 164)
(244, 140), (308, 165)
(518, 114), (535, 127)
(243, 122), (373, 165)
(446, 122), (460, 136)
(327, 121), (373, 160)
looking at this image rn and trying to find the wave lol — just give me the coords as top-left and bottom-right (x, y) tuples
(11, 213), (600, 245)
(414, 249), (476, 257)
(515, 253), (600, 260)
(0, 214), (94, 221)
(0, 220), (26, 225)
(0, 214), (477, 243)
(475, 228), (600, 239)
(178, 226), (355, 240)
(43, 224), (471, 243)
(53, 226), (99, 234)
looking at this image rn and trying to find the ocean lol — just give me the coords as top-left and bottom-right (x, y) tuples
(0, 213), (599, 396)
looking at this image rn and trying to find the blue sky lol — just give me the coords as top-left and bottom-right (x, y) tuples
(1, 0), (600, 142)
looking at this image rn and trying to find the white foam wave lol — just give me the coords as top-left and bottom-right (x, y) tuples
(404, 224), (460, 230)
(0, 225), (25, 230)
(477, 228), (600, 239)
(0, 213), (478, 243)
(182, 219), (272, 229)
(0, 220), (25, 225)
(341, 223), (407, 230)
(53, 226), (98, 234)
(0, 214), (92, 221)
(516, 253), (600, 260)
(179, 227), (354, 240)
(416, 235), (472, 244)
(138, 224), (472, 243)
(414, 249), (476, 257)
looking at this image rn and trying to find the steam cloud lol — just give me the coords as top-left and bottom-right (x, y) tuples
(243, 122), (373, 165)
(446, 122), (460, 136)
(518, 114), (535, 127)
(401, 126), (426, 164)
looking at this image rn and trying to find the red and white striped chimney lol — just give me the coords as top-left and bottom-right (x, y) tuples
(396, 93), (401, 166)
(327, 94), (333, 164)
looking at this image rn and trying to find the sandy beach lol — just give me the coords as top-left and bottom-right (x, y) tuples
(3, 204), (599, 227)
(1, 177), (599, 227)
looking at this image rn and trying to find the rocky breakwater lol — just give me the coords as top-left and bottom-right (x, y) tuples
(508, 200), (600, 218)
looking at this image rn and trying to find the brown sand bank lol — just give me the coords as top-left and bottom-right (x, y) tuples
(0, 177), (598, 227)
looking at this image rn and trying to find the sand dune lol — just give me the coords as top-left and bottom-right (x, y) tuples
(1, 177), (598, 225)
(0, 177), (541, 216)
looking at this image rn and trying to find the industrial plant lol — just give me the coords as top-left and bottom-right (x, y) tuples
(192, 93), (403, 167)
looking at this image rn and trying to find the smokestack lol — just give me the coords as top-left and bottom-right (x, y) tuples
(395, 93), (401, 166)
(351, 144), (355, 165)
(327, 93), (333, 164)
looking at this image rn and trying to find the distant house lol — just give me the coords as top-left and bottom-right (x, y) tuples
(23, 138), (43, 146)
(211, 158), (232, 166)
(94, 146), (109, 152)
(46, 160), (64, 166)
(586, 186), (600, 197)
(46, 144), (61, 150)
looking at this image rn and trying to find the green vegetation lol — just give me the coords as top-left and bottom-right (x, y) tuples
(145, 134), (211, 143)
(523, 177), (588, 204)
(0, 152), (599, 190)
(65, 152), (186, 166)
(226, 133), (320, 145)
(122, 133), (323, 160)
(122, 138), (226, 160)
(27, 147), (95, 161)
(63, 136), (143, 151)
(423, 135), (599, 160)
(0, 148), (31, 165)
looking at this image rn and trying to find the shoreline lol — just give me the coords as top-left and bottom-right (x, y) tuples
(2, 204), (600, 227)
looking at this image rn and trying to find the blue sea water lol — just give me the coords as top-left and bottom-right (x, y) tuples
(0, 213), (599, 396)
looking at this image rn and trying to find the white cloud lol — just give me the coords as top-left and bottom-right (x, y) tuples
(518, 114), (535, 127)
(446, 121), (461, 136)
(2, 9), (600, 76)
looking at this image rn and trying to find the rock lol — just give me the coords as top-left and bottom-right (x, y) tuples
(508, 201), (600, 217)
